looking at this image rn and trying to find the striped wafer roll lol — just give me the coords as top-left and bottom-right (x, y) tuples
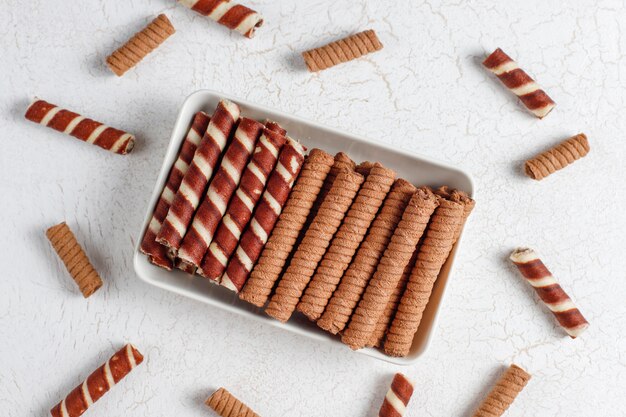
(302, 30), (383, 72)
(178, 0), (263, 38)
(342, 188), (439, 350)
(199, 128), (287, 280)
(317, 179), (416, 334)
(510, 247), (589, 338)
(140, 112), (210, 270)
(25, 99), (135, 154)
(265, 169), (364, 323)
(472, 364), (531, 417)
(264, 119), (287, 136)
(177, 118), (263, 267)
(378, 373), (415, 417)
(221, 138), (306, 292)
(483, 48), (556, 118)
(524, 133), (590, 180)
(239, 149), (335, 307)
(297, 163), (396, 321)
(50, 344), (143, 417)
(205, 388), (259, 417)
(156, 100), (240, 254)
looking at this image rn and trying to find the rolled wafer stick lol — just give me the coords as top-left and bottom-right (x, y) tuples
(199, 128), (287, 280)
(222, 138), (306, 292)
(239, 149), (335, 307)
(483, 48), (555, 118)
(264, 119), (286, 136)
(302, 30), (383, 72)
(50, 344), (144, 417)
(308, 152), (356, 221)
(46, 222), (103, 298)
(24, 99), (135, 154)
(178, 0), (263, 38)
(106, 14), (175, 77)
(524, 133), (590, 180)
(157, 100), (240, 254)
(297, 163), (396, 321)
(472, 364), (531, 417)
(177, 118), (263, 267)
(341, 188), (439, 350)
(205, 388), (260, 417)
(378, 373), (415, 417)
(265, 169), (364, 322)
(140, 112), (210, 270)
(317, 179), (416, 334)
(510, 247), (589, 338)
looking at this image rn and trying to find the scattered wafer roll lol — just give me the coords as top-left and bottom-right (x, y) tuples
(483, 48), (555, 118)
(265, 169), (364, 322)
(24, 99), (135, 154)
(302, 30), (383, 72)
(205, 388), (260, 417)
(50, 344), (143, 417)
(472, 364), (531, 417)
(317, 179), (417, 334)
(384, 198), (464, 357)
(297, 163), (396, 321)
(264, 119), (287, 136)
(239, 149), (335, 307)
(140, 112), (211, 270)
(178, 0), (263, 38)
(157, 100), (240, 254)
(46, 222), (103, 298)
(510, 247), (589, 338)
(378, 373), (415, 417)
(106, 14), (175, 77)
(177, 118), (263, 267)
(524, 133), (590, 180)
(342, 188), (439, 350)
(199, 128), (287, 280)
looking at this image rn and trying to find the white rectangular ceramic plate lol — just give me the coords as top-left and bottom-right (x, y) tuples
(134, 89), (474, 365)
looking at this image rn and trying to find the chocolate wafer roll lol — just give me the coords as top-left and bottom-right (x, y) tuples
(317, 179), (416, 334)
(205, 388), (259, 417)
(25, 99), (135, 154)
(297, 163), (396, 321)
(106, 14), (175, 77)
(140, 112), (210, 270)
(434, 186), (475, 242)
(179, 0), (263, 38)
(50, 344), (143, 417)
(308, 152), (356, 220)
(303, 30), (383, 72)
(265, 169), (364, 322)
(46, 222), (102, 298)
(239, 149), (334, 307)
(177, 118), (263, 267)
(379, 373), (415, 417)
(510, 247), (589, 338)
(483, 48), (555, 118)
(341, 188), (439, 350)
(524, 133), (590, 180)
(264, 119), (286, 136)
(199, 128), (286, 280)
(472, 364), (531, 417)
(157, 100), (240, 254)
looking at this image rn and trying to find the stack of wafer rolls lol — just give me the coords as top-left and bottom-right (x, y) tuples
(157, 100), (240, 254)
(524, 133), (590, 180)
(472, 364), (531, 417)
(178, 0), (263, 38)
(378, 373), (415, 417)
(205, 388), (260, 417)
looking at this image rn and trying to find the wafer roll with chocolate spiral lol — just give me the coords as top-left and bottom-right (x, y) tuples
(157, 100), (240, 254)
(179, 0), (263, 38)
(205, 388), (259, 417)
(50, 344), (143, 417)
(297, 163), (396, 321)
(25, 99), (135, 154)
(140, 112), (210, 270)
(264, 119), (287, 136)
(483, 48), (555, 118)
(524, 133), (590, 180)
(266, 169), (364, 322)
(317, 179), (416, 334)
(472, 364), (531, 417)
(379, 373), (415, 417)
(106, 14), (175, 76)
(341, 188), (439, 350)
(303, 30), (383, 72)
(239, 149), (334, 307)
(46, 222), (103, 298)
(510, 247), (589, 338)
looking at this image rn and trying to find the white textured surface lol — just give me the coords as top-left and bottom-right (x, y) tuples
(1, 1), (625, 416)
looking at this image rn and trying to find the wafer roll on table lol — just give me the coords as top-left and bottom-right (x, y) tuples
(524, 133), (590, 180)
(205, 388), (260, 417)
(378, 373), (415, 417)
(472, 364), (531, 417)
(178, 0), (263, 38)
(302, 30), (383, 72)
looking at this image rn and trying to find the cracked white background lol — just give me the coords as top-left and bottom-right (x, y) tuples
(1, 0), (626, 416)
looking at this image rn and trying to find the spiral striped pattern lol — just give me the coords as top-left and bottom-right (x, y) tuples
(379, 373), (415, 417)
(179, 0), (263, 38)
